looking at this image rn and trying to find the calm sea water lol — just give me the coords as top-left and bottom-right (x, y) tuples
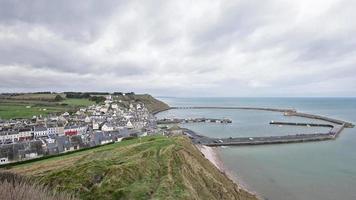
(156, 97), (356, 200)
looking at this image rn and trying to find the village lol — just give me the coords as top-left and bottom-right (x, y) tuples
(0, 95), (160, 165)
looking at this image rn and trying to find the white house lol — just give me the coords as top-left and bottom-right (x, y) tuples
(25, 152), (38, 159)
(93, 121), (100, 130)
(112, 104), (118, 109)
(0, 131), (20, 142)
(64, 125), (87, 136)
(0, 157), (9, 165)
(102, 123), (114, 132)
(100, 107), (109, 113)
(84, 116), (91, 123)
(126, 120), (133, 129)
(33, 126), (48, 138)
(136, 104), (142, 110)
(47, 126), (64, 136)
(101, 139), (113, 145)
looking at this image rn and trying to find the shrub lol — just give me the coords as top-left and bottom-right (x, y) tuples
(54, 95), (64, 102)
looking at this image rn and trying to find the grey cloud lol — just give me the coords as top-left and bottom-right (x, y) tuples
(0, 0), (355, 96)
(0, 0), (124, 42)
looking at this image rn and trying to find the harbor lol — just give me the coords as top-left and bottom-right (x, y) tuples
(163, 106), (354, 146)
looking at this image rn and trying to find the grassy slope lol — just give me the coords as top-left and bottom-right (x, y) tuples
(116, 94), (170, 113)
(6, 136), (257, 200)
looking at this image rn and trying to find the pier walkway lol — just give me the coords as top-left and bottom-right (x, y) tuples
(157, 118), (232, 124)
(170, 106), (295, 113)
(165, 106), (354, 146)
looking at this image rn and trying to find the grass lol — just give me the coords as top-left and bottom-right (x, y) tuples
(0, 104), (65, 119)
(62, 99), (94, 107)
(0, 172), (76, 200)
(4, 135), (257, 200)
(0, 96), (94, 119)
(115, 94), (169, 113)
(4, 93), (66, 101)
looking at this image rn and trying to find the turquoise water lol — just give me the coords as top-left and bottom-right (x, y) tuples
(156, 97), (356, 200)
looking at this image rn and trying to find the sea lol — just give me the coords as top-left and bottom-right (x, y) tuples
(155, 97), (356, 200)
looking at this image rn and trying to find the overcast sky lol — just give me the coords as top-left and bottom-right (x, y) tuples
(0, 0), (355, 97)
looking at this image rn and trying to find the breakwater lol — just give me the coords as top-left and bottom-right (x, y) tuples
(284, 111), (354, 128)
(157, 118), (232, 124)
(170, 106), (295, 113)
(269, 121), (334, 128)
(169, 106), (354, 127)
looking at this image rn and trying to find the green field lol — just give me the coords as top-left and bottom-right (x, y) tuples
(0, 94), (94, 119)
(5, 136), (257, 200)
(62, 98), (94, 106)
(0, 104), (65, 119)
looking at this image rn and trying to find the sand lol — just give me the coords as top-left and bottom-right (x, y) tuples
(196, 145), (262, 199)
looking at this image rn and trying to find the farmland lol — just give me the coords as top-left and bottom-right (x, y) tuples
(0, 93), (94, 119)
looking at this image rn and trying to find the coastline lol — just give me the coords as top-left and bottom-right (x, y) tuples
(196, 145), (262, 200)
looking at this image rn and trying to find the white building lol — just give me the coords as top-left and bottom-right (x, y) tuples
(112, 104), (118, 109)
(33, 126), (49, 138)
(0, 131), (19, 142)
(84, 116), (91, 123)
(64, 125), (87, 136)
(100, 107), (109, 113)
(93, 121), (100, 130)
(102, 123), (114, 132)
(47, 126), (64, 136)
(126, 120), (133, 129)
(136, 104), (142, 110)
(0, 157), (9, 165)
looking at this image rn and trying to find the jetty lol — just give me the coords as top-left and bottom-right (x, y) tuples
(157, 118), (232, 124)
(269, 121), (334, 128)
(164, 106), (354, 146)
(170, 106), (295, 113)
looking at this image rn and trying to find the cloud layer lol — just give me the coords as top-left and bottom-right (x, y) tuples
(0, 0), (355, 96)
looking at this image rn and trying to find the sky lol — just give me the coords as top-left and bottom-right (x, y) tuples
(0, 0), (355, 97)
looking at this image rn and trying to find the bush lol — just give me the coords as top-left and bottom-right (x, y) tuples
(54, 95), (64, 102)
(89, 96), (106, 104)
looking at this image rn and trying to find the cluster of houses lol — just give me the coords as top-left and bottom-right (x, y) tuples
(0, 95), (158, 165)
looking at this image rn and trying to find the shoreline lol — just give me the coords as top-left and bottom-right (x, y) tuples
(196, 144), (262, 200)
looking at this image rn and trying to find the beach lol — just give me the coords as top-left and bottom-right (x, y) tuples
(196, 145), (261, 199)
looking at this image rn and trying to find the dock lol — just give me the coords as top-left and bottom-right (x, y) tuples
(269, 121), (334, 128)
(170, 106), (296, 113)
(157, 118), (232, 124)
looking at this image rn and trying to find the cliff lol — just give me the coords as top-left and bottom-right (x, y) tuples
(116, 94), (170, 114)
(6, 136), (257, 200)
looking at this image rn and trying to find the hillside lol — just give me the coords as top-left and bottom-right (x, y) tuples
(5, 136), (257, 200)
(0, 93), (168, 119)
(116, 94), (170, 114)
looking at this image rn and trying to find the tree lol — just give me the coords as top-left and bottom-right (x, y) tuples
(54, 95), (64, 102)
